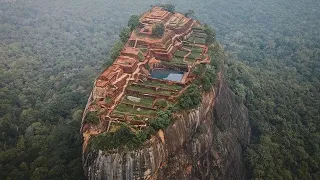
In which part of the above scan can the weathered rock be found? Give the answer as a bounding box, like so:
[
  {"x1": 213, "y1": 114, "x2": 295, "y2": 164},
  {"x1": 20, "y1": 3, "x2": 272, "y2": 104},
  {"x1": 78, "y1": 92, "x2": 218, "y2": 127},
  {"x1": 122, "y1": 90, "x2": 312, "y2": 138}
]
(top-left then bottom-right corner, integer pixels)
[{"x1": 82, "y1": 75, "x2": 251, "y2": 180}]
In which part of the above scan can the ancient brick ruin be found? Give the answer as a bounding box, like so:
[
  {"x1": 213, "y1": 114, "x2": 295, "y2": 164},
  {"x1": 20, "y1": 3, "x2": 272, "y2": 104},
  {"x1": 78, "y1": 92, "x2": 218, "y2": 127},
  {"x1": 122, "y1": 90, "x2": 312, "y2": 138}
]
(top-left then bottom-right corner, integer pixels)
[{"x1": 81, "y1": 6, "x2": 212, "y2": 148}]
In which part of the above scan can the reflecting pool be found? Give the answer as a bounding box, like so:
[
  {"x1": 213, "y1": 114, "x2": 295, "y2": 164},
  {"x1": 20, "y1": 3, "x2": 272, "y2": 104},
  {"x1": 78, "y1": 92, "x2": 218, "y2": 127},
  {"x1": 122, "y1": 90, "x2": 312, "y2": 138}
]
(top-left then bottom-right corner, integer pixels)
[{"x1": 150, "y1": 69, "x2": 184, "y2": 82}]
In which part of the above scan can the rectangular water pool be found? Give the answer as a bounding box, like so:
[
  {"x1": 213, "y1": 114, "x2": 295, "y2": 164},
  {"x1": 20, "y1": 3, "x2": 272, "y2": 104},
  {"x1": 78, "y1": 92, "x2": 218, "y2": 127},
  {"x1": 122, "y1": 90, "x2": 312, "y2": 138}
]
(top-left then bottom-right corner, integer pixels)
[{"x1": 150, "y1": 69, "x2": 184, "y2": 82}]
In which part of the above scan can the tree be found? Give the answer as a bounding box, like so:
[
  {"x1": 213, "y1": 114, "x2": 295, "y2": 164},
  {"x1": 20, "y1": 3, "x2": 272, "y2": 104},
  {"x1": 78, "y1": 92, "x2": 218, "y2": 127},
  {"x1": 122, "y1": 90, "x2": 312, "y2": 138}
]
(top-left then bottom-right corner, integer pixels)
[
  {"x1": 31, "y1": 167, "x2": 48, "y2": 180},
  {"x1": 119, "y1": 27, "x2": 131, "y2": 43},
  {"x1": 150, "y1": 110, "x2": 172, "y2": 130},
  {"x1": 84, "y1": 111, "x2": 99, "y2": 124},
  {"x1": 158, "y1": 4, "x2": 175, "y2": 13},
  {"x1": 204, "y1": 24, "x2": 216, "y2": 45},
  {"x1": 179, "y1": 84, "x2": 202, "y2": 109},
  {"x1": 110, "y1": 41, "x2": 124, "y2": 60},
  {"x1": 128, "y1": 15, "x2": 140, "y2": 30},
  {"x1": 152, "y1": 23, "x2": 165, "y2": 37},
  {"x1": 184, "y1": 10, "x2": 195, "y2": 18}
]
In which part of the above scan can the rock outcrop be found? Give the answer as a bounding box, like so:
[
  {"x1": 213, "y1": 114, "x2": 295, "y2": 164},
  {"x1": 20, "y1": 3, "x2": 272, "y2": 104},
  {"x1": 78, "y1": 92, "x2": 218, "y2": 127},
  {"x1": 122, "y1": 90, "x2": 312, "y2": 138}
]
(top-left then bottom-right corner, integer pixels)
[{"x1": 83, "y1": 74, "x2": 251, "y2": 180}]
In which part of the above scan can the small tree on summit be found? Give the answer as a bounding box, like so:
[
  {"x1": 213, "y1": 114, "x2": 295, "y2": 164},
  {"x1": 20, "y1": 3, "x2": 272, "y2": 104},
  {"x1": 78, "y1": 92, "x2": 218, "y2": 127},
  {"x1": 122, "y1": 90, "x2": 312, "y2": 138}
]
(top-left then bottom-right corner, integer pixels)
[
  {"x1": 179, "y1": 84, "x2": 202, "y2": 109},
  {"x1": 204, "y1": 24, "x2": 216, "y2": 45},
  {"x1": 119, "y1": 27, "x2": 131, "y2": 43},
  {"x1": 152, "y1": 23, "x2": 165, "y2": 37},
  {"x1": 158, "y1": 4, "x2": 175, "y2": 13},
  {"x1": 128, "y1": 15, "x2": 141, "y2": 30},
  {"x1": 184, "y1": 10, "x2": 195, "y2": 18}
]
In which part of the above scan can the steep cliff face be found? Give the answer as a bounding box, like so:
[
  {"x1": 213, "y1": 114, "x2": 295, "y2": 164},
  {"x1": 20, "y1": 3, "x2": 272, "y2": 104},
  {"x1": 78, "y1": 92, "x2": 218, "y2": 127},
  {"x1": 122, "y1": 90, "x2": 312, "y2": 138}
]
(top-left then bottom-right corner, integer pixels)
[
  {"x1": 157, "y1": 75, "x2": 251, "y2": 180},
  {"x1": 83, "y1": 74, "x2": 251, "y2": 180}
]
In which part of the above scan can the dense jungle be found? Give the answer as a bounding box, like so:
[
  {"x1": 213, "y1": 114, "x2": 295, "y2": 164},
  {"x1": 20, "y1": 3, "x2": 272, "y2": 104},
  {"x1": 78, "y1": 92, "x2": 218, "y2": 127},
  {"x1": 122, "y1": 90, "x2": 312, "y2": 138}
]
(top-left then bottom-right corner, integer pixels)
[{"x1": 0, "y1": 0, "x2": 319, "y2": 179}]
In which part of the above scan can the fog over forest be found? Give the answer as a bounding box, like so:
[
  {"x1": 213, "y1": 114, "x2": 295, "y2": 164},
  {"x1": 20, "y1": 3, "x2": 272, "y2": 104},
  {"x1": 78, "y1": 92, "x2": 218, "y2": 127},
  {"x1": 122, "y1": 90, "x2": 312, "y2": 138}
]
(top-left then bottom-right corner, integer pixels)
[{"x1": 0, "y1": 0, "x2": 319, "y2": 179}]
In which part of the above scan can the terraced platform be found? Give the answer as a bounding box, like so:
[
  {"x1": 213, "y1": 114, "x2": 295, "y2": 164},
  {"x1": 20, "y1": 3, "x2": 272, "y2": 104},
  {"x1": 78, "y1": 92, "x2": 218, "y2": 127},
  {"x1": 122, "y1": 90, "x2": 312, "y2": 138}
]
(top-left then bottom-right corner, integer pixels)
[{"x1": 81, "y1": 6, "x2": 213, "y2": 150}]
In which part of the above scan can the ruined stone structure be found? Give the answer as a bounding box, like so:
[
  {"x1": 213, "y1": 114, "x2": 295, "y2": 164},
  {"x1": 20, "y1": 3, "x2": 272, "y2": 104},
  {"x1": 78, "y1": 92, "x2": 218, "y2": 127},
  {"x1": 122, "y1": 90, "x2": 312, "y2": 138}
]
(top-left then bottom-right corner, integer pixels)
[{"x1": 81, "y1": 6, "x2": 214, "y2": 157}]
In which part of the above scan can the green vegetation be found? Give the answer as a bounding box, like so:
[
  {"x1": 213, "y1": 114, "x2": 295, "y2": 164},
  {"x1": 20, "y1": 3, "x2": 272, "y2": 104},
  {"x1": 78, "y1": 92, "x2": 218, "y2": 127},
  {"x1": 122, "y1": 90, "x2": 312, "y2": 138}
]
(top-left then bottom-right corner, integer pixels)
[
  {"x1": 89, "y1": 125, "x2": 147, "y2": 151},
  {"x1": 158, "y1": 4, "x2": 175, "y2": 13},
  {"x1": 122, "y1": 95, "x2": 155, "y2": 107},
  {"x1": 141, "y1": 80, "x2": 183, "y2": 90},
  {"x1": 191, "y1": 46, "x2": 220, "y2": 92},
  {"x1": 162, "y1": 60, "x2": 188, "y2": 70},
  {"x1": 154, "y1": 99, "x2": 168, "y2": 108},
  {"x1": 187, "y1": 51, "x2": 201, "y2": 59},
  {"x1": 114, "y1": 103, "x2": 156, "y2": 115},
  {"x1": 127, "y1": 85, "x2": 174, "y2": 96},
  {"x1": 110, "y1": 41, "x2": 124, "y2": 60},
  {"x1": 138, "y1": 51, "x2": 144, "y2": 61},
  {"x1": 161, "y1": 55, "x2": 188, "y2": 69},
  {"x1": 192, "y1": 46, "x2": 223, "y2": 91},
  {"x1": 128, "y1": 15, "x2": 141, "y2": 30},
  {"x1": 84, "y1": 111, "x2": 100, "y2": 124},
  {"x1": 174, "y1": 50, "x2": 189, "y2": 58},
  {"x1": 184, "y1": 9, "x2": 195, "y2": 18},
  {"x1": 179, "y1": 84, "x2": 202, "y2": 109},
  {"x1": 139, "y1": 48, "x2": 148, "y2": 53},
  {"x1": 191, "y1": 46, "x2": 203, "y2": 53},
  {"x1": 204, "y1": 24, "x2": 215, "y2": 45},
  {"x1": 200, "y1": 65, "x2": 216, "y2": 91},
  {"x1": 150, "y1": 109, "x2": 174, "y2": 130},
  {"x1": 105, "y1": 97, "x2": 113, "y2": 104},
  {"x1": 187, "y1": 34, "x2": 207, "y2": 45},
  {"x1": 119, "y1": 27, "x2": 131, "y2": 43},
  {"x1": 152, "y1": 23, "x2": 165, "y2": 37},
  {"x1": 1, "y1": 1, "x2": 319, "y2": 179},
  {"x1": 182, "y1": 44, "x2": 192, "y2": 49},
  {"x1": 192, "y1": 64, "x2": 206, "y2": 76},
  {"x1": 90, "y1": 108, "x2": 175, "y2": 152},
  {"x1": 194, "y1": 37, "x2": 206, "y2": 44}
]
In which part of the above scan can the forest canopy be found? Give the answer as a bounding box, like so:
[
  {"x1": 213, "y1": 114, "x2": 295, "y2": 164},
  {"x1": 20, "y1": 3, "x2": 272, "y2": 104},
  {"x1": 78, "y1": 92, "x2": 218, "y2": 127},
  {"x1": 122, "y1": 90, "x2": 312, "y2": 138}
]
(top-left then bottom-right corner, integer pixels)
[{"x1": 0, "y1": 0, "x2": 319, "y2": 180}]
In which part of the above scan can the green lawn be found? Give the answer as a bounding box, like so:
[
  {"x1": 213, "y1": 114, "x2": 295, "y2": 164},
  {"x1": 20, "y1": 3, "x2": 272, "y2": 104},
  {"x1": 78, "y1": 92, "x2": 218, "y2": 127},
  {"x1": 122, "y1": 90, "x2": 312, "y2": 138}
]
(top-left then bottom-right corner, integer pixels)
[
  {"x1": 171, "y1": 56, "x2": 185, "y2": 63},
  {"x1": 139, "y1": 48, "x2": 148, "y2": 53},
  {"x1": 174, "y1": 50, "x2": 189, "y2": 58},
  {"x1": 182, "y1": 44, "x2": 192, "y2": 49},
  {"x1": 114, "y1": 103, "x2": 156, "y2": 115},
  {"x1": 194, "y1": 32, "x2": 207, "y2": 38},
  {"x1": 185, "y1": 57, "x2": 197, "y2": 63},
  {"x1": 188, "y1": 51, "x2": 201, "y2": 59},
  {"x1": 192, "y1": 26, "x2": 205, "y2": 31},
  {"x1": 194, "y1": 37, "x2": 206, "y2": 44},
  {"x1": 186, "y1": 36, "x2": 195, "y2": 43},
  {"x1": 121, "y1": 95, "x2": 155, "y2": 107},
  {"x1": 127, "y1": 85, "x2": 174, "y2": 96},
  {"x1": 141, "y1": 80, "x2": 183, "y2": 90},
  {"x1": 191, "y1": 46, "x2": 204, "y2": 52}
]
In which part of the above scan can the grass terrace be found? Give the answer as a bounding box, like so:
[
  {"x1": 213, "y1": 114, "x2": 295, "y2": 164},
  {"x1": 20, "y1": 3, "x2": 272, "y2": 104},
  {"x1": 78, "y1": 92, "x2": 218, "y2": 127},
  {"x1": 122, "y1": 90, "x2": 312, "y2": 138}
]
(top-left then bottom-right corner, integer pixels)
[
  {"x1": 110, "y1": 112, "x2": 125, "y2": 119},
  {"x1": 139, "y1": 48, "x2": 148, "y2": 53},
  {"x1": 127, "y1": 84, "x2": 175, "y2": 96},
  {"x1": 171, "y1": 56, "x2": 186, "y2": 64},
  {"x1": 114, "y1": 103, "x2": 156, "y2": 116},
  {"x1": 186, "y1": 34, "x2": 206, "y2": 45},
  {"x1": 185, "y1": 57, "x2": 197, "y2": 63},
  {"x1": 191, "y1": 46, "x2": 204, "y2": 52},
  {"x1": 194, "y1": 32, "x2": 207, "y2": 38},
  {"x1": 127, "y1": 115, "x2": 148, "y2": 121},
  {"x1": 192, "y1": 26, "x2": 206, "y2": 31},
  {"x1": 121, "y1": 94, "x2": 155, "y2": 107},
  {"x1": 182, "y1": 43, "x2": 192, "y2": 50},
  {"x1": 140, "y1": 80, "x2": 183, "y2": 90},
  {"x1": 194, "y1": 37, "x2": 206, "y2": 44},
  {"x1": 174, "y1": 50, "x2": 189, "y2": 58},
  {"x1": 108, "y1": 123, "x2": 122, "y2": 132},
  {"x1": 187, "y1": 51, "x2": 201, "y2": 59}
]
